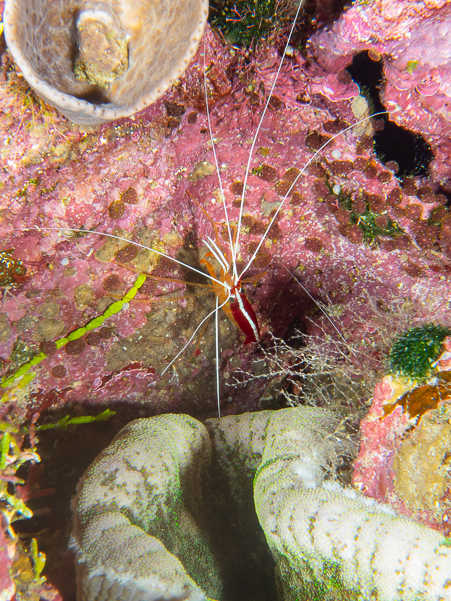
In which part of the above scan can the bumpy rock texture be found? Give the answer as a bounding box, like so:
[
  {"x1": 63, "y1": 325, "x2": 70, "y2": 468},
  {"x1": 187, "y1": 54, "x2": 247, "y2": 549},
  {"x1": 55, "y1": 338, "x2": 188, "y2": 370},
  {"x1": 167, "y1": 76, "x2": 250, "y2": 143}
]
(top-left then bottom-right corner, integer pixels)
[
  {"x1": 72, "y1": 409, "x2": 451, "y2": 601},
  {"x1": 1, "y1": 5, "x2": 451, "y2": 417},
  {"x1": 4, "y1": 0, "x2": 209, "y2": 124}
]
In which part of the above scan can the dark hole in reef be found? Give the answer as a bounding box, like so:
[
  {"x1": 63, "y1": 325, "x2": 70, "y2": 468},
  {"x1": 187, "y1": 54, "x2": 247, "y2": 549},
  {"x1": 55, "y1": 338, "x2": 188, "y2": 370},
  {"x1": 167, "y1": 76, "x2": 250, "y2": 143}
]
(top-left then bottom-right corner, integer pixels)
[{"x1": 346, "y1": 51, "x2": 434, "y2": 178}]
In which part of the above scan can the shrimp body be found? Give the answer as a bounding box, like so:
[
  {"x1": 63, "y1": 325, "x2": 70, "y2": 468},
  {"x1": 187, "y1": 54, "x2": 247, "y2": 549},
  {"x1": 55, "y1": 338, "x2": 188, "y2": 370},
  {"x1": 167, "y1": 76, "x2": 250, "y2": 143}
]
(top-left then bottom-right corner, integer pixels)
[{"x1": 200, "y1": 250, "x2": 260, "y2": 345}]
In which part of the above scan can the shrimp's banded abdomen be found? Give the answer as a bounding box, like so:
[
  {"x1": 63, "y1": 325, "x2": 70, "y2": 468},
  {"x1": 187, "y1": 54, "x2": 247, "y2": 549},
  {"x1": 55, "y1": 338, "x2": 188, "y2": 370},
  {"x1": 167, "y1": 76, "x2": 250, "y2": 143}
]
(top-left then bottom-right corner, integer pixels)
[{"x1": 229, "y1": 289, "x2": 260, "y2": 345}]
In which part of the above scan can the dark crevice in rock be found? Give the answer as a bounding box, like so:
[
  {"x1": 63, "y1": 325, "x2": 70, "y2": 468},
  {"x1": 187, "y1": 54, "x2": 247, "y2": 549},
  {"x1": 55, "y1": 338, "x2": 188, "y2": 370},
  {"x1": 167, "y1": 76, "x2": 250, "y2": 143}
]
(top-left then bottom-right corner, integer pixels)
[{"x1": 346, "y1": 51, "x2": 434, "y2": 178}]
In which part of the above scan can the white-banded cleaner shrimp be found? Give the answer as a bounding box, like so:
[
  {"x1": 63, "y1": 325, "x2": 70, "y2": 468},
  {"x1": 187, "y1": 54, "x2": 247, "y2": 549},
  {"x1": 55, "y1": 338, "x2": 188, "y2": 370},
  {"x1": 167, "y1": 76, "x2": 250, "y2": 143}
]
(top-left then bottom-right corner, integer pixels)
[{"x1": 1, "y1": 5, "x2": 450, "y2": 419}]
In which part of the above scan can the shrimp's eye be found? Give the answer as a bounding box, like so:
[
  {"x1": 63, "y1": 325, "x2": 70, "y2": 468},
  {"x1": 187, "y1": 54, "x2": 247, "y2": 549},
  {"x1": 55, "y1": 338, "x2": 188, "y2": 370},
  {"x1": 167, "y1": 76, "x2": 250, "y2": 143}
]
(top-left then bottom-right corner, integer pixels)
[{"x1": 240, "y1": 287, "x2": 245, "y2": 294}]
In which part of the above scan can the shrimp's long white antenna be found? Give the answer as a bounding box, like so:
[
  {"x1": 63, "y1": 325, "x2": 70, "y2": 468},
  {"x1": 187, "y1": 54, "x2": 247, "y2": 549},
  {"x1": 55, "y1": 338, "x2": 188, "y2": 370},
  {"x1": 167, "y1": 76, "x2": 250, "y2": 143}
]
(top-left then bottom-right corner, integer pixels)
[
  {"x1": 239, "y1": 110, "x2": 388, "y2": 279},
  {"x1": 18, "y1": 227, "x2": 230, "y2": 291},
  {"x1": 202, "y1": 38, "x2": 235, "y2": 279},
  {"x1": 161, "y1": 291, "x2": 231, "y2": 377},
  {"x1": 204, "y1": 236, "x2": 230, "y2": 272},
  {"x1": 234, "y1": 0, "x2": 307, "y2": 275}
]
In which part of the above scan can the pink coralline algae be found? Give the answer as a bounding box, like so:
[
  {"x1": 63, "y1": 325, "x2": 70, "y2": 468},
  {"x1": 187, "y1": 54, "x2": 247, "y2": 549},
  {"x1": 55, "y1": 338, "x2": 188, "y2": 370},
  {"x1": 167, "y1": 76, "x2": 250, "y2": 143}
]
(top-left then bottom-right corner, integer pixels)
[
  {"x1": 0, "y1": 524, "x2": 14, "y2": 601},
  {"x1": 1, "y1": 17, "x2": 451, "y2": 419},
  {"x1": 310, "y1": 0, "x2": 451, "y2": 186}
]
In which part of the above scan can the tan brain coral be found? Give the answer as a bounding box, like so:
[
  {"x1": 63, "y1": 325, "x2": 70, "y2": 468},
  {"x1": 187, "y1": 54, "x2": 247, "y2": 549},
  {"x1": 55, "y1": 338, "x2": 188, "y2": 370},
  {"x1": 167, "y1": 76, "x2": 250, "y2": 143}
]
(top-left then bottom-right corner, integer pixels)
[
  {"x1": 72, "y1": 409, "x2": 451, "y2": 601},
  {"x1": 4, "y1": 0, "x2": 209, "y2": 126}
]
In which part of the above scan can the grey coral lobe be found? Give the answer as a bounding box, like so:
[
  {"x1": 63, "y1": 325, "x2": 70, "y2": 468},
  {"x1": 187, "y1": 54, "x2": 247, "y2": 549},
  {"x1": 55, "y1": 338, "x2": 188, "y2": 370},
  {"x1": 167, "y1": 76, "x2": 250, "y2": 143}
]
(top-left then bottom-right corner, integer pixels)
[
  {"x1": 4, "y1": 0, "x2": 209, "y2": 125},
  {"x1": 72, "y1": 409, "x2": 451, "y2": 601}
]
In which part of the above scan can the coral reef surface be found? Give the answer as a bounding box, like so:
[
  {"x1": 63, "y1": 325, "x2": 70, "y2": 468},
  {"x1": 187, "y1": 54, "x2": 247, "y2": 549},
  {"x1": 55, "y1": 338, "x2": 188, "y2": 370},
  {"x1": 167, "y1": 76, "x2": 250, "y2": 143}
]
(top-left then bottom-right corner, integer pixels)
[
  {"x1": 1, "y1": 1, "x2": 451, "y2": 599},
  {"x1": 1, "y1": 14, "x2": 451, "y2": 417}
]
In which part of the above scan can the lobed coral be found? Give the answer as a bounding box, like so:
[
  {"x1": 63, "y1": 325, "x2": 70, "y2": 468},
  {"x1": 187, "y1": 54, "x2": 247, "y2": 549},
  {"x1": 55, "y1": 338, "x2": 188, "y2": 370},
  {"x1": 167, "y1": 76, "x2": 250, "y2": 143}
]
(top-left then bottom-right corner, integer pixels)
[{"x1": 72, "y1": 409, "x2": 451, "y2": 601}]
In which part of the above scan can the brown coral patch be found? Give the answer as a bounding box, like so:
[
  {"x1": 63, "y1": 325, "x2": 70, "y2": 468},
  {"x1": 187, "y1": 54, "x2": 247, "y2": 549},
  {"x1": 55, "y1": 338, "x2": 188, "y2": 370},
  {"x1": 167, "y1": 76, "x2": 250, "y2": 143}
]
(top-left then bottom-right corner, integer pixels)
[
  {"x1": 415, "y1": 226, "x2": 440, "y2": 249},
  {"x1": 275, "y1": 180, "x2": 292, "y2": 196},
  {"x1": 115, "y1": 244, "x2": 139, "y2": 263},
  {"x1": 386, "y1": 188, "x2": 402, "y2": 206},
  {"x1": 52, "y1": 365, "x2": 67, "y2": 378},
  {"x1": 86, "y1": 331, "x2": 102, "y2": 346},
  {"x1": 364, "y1": 165, "x2": 377, "y2": 179},
  {"x1": 335, "y1": 208, "x2": 351, "y2": 225},
  {"x1": 40, "y1": 341, "x2": 57, "y2": 356},
  {"x1": 329, "y1": 160, "x2": 353, "y2": 176},
  {"x1": 120, "y1": 187, "x2": 138, "y2": 205},
  {"x1": 308, "y1": 162, "x2": 326, "y2": 177},
  {"x1": 440, "y1": 217, "x2": 451, "y2": 239},
  {"x1": 393, "y1": 235, "x2": 411, "y2": 250},
  {"x1": 368, "y1": 194, "x2": 385, "y2": 213},
  {"x1": 230, "y1": 181, "x2": 244, "y2": 195},
  {"x1": 108, "y1": 200, "x2": 126, "y2": 219},
  {"x1": 431, "y1": 207, "x2": 448, "y2": 222},
  {"x1": 385, "y1": 160, "x2": 399, "y2": 174},
  {"x1": 402, "y1": 178, "x2": 417, "y2": 196},
  {"x1": 313, "y1": 179, "x2": 329, "y2": 197},
  {"x1": 305, "y1": 132, "x2": 333, "y2": 151},
  {"x1": 257, "y1": 164, "x2": 278, "y2": 182},
  {"x1": 417, "y1": 185, "x2": 432, "y2": 199},
  {"x1": 352, "y1": 196, "x2": 366, "y2": 214},
  {"x1": 102, "y1": 274, "x2": 122, "y2": 291},
  {"x1": 374, "y1": 215, "x2": 388, "y2": 228},
  {"x1": 66, "y1": 338, "x2": 85, "y2": 355},
  {"x1": 304, "y1": 237, "x2": 323, "y2": 252},
  {"x1": 290, "y1": 192, "x2": 303, "y2": 206},
  {"x1": 391, "y1": 205, "x2": 405, "y2": 218},
  {"x1": 356, "y1": 135, "x2": 373, "y2": 155},
  {"x1": 345, "y1": 224, "x2": 364, "y2": 244},
  {"x1": 403, "y1": 261, "x2": 423, "y2": 277},
  {"x1": 378, "y1": 171, "x2": 392, "y2": 183},
  {"x1": 404, "y1": 204, "x2": 423, "y2": 221},
  {"x1": 323, "y1": 118, "x2": 349, "y2": 134},
  {"x1": 353, "y1": 157, "x2": 367, "y2": 171},
  {"x1": 283, "y1": 167, "x2": 300, "y2": 183},
  {"x1": 253, "y1": 251, "x2": 271, "y2": 269}
]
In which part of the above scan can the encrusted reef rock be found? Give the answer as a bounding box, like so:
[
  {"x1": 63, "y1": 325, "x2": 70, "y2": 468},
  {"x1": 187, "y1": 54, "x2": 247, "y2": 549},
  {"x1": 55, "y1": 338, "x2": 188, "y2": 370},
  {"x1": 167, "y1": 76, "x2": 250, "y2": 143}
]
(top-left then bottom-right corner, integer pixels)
[
  {"x1": 71, "y1": 408, "x2": 451, "y2": 601},
  {"x1": 3, "y1": 0, "x2": 209, "y2": 125}
]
